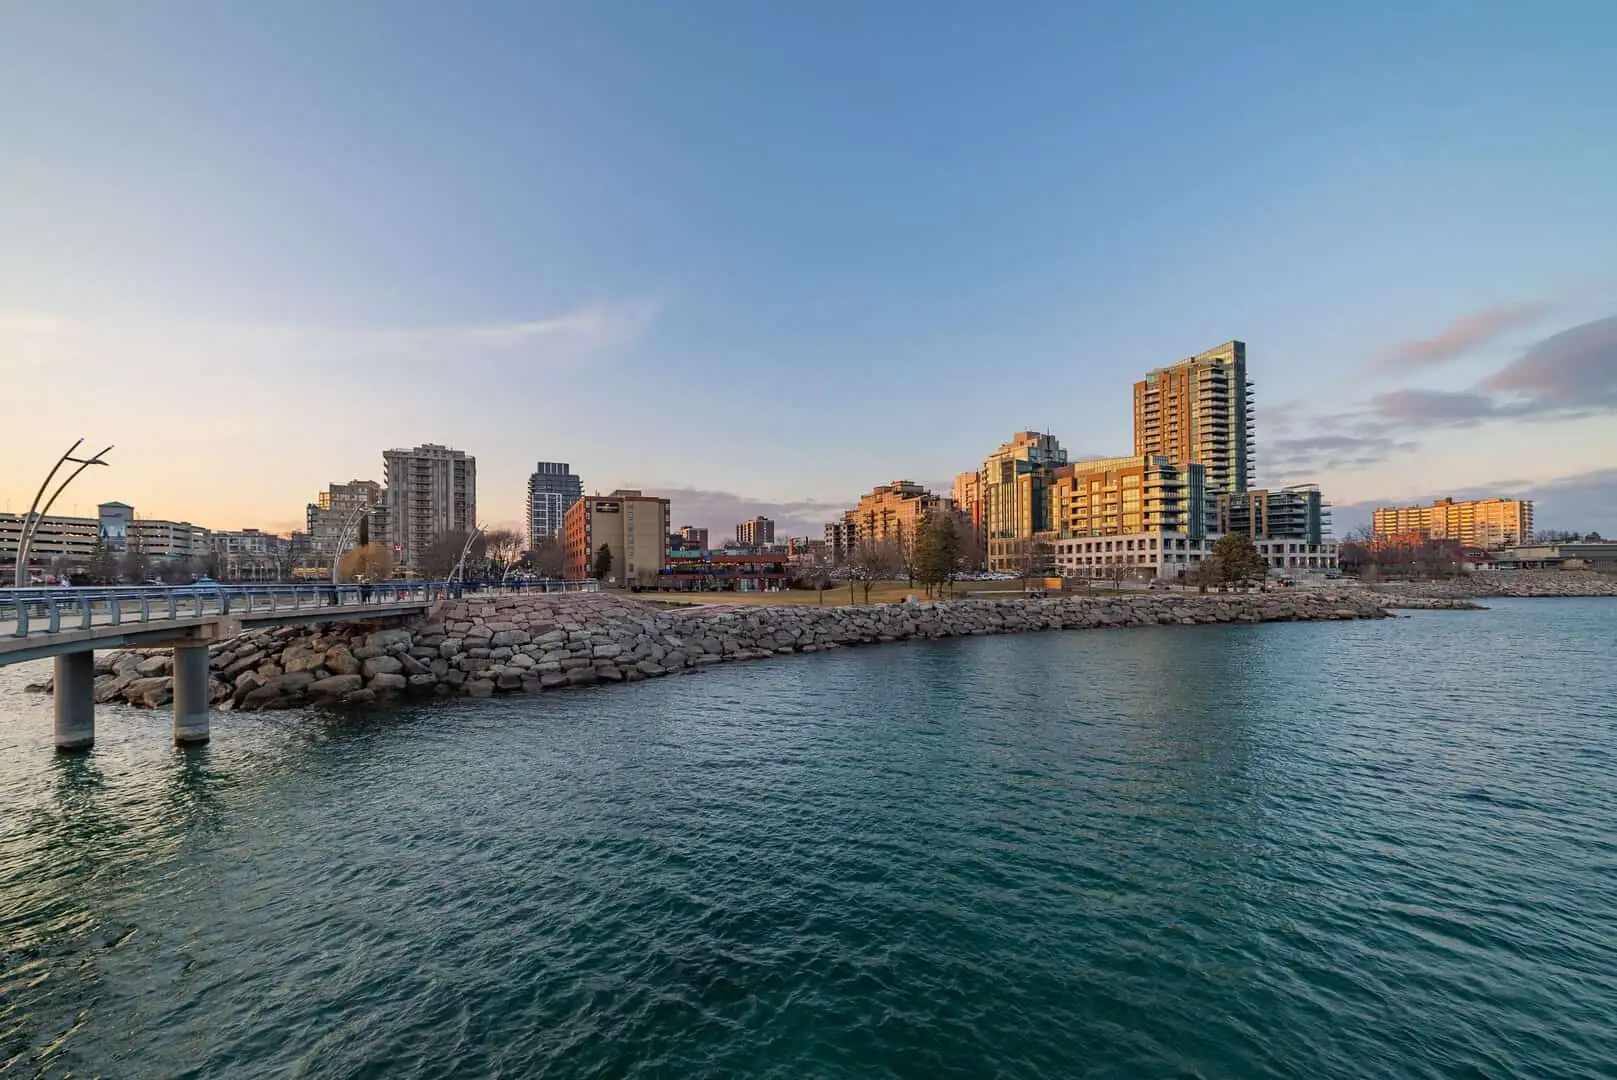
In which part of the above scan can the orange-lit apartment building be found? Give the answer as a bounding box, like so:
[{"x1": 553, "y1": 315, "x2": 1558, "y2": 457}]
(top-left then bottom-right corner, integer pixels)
[
  {"x1": 827, "y1": 480, "x2": 953, "y2": 561},
  {"x1": 1046, "y1": 455, "x2": 1218, "y2": 579},
  {"x1": 1133, "y1": 341, "x2": 1253, "y2": 499},
  {"x1": 562, "y1": 489, "x2": 670, "y2": 586},
  {"x1": 1371, "y1": 497, "x2": 1534, "y2": 550}
]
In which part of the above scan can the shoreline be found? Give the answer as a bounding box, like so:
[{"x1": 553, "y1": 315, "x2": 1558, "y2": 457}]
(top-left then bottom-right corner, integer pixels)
[{"x1": 31, "y1": 589, "x2": 1486, "y2": 712}]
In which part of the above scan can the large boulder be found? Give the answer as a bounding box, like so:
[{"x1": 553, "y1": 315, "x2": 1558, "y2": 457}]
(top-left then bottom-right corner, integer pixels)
[
  {"x1": 366, "y1": 628, "x2": 414, "y2": 652},
  {"x1": 490, "y1": 629, "x2": 531, "y2": 647},
  {"x1": 362, "y1": 655, "x2": 404, "y2": 678},
  {"x1": 309, "y1": 674, "x2": 364, "y2": 697},
  {"x1": 324, "y1": 646, "x2": 361, "y2": 676},
  {"x1": 368, "y1": 672, "x2": 408, "y2": 693}
]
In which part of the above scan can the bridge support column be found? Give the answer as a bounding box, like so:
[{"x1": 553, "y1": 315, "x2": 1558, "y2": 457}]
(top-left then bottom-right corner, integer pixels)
[
  {"x1": 172, "y1": 643, "x2": 211, "y2": 745},
  {"x1": 54, "y1": 651, "x2": 95, "y2": 751}
]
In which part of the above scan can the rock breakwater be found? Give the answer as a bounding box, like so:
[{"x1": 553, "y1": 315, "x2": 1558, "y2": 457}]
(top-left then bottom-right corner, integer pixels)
[
  {"x1": 1372, "y1": 570, "x2": 1617, "y2": 600},
  {"x1": 42, "y1": 590, "x2": 1403, "y2": 711}
]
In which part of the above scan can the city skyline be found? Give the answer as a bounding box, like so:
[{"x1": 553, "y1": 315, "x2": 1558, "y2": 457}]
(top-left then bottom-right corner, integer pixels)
[{"x1": 3, "y1": 4, "x2": 1615, "y2": 536}]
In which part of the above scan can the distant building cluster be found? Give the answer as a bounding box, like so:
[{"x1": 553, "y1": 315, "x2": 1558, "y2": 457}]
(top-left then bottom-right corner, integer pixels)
[{"x1": 8, "y1": 339, "x2": 1575, "y2": 589}]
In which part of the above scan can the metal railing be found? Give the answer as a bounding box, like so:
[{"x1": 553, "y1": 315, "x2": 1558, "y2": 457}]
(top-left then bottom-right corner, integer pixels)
[{"x1": 1, "y1": 579, "x2": 600, "y2": 639}]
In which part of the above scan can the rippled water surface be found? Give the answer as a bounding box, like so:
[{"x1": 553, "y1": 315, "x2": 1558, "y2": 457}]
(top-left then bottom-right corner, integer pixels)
[{"x1": 3, "y1": 599, "x2": 1616, "y2": 1078}]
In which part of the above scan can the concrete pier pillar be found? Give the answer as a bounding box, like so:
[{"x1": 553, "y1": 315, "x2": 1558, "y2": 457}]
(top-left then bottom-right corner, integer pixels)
[
  {"x1": 54, "y1": 651, "x2": 96, "y2": 752},
  {"x1": 172, "y1": 643, "x2": 211, "y2": 745}
]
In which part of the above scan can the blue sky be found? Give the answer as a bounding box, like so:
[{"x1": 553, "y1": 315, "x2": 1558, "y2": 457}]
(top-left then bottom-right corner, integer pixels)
[{"x1": 3, "y1": 2, "x2": 1614, "y2": 536}]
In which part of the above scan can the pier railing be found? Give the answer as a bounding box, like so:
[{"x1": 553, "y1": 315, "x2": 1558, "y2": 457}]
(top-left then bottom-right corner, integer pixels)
[{"x1": 1, "y1": 579, "x2": 600, "y2": 638}]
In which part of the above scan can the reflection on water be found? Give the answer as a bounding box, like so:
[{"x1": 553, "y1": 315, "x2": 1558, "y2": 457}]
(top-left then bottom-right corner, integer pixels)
[{"x1": 2, "y1": 602, "x2": 1616, "y2": 1078}]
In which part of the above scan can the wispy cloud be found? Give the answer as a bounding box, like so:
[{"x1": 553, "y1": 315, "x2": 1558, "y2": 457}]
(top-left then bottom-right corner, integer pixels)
[
  {"x1": 1266, "y1": 312, "x2": 1617, "y2": 481},
  {"x1": 1373, "y1": 301, "x2": 1549, "y2": 372}
]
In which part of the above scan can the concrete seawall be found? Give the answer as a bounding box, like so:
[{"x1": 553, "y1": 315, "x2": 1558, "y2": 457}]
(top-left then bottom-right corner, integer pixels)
[{"x1": 24, "y1": 589, "x2": 1461, "y2": 712}]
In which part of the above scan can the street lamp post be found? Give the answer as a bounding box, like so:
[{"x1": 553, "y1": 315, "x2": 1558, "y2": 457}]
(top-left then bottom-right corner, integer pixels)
[
  {"x1": 449, "y1": 525, "x2": 485, "y2": 588},
  {"x1": 330, "y1": 505, "x2": 371, "y2": 585},
  {"x1": 15, "y1": 439, "x2": 113, "y2": 588}
]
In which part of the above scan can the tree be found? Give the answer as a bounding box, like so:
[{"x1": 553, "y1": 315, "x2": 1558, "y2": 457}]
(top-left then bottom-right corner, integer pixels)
[
  {"x1": 955, "y1": 520, "x2": 986, "y2": 573},
  {"x1": 1191, "y1": 558, "x2": 1219, "y2": 593},
  {"x1": 119, "y1": 549, "x2": 151, "y2": 584},
  {"x1": 1212, "y1": 533, "x2": 1268, "y2": 589},
  {"x1": 531, "y1": 538, "x2": 566, "y2": 579},
  {"x1": 914, "y1": 513, "x2": 963, "y2": 598},
  {"x1": 419, "y1": 529, "x2": 474, "y2": 580},
  {"x1": 849, "y1": 538, "x2": 901, "y2": 603},
  {"x1": 591, "y1": 543, "x2": 614, "y2": 581},
  {"x1": 482, "y1": 527, "x2": 524, "y2": 581},
  {"x1": 339, "y1": 542, "x2": 395, "y2": 582},
  {"x1": 86, "y1": 540, "x2": 120, "y2": 585},
  {"x1": 1107, "y1": 557, "x2": 1129, "y2": 592}
]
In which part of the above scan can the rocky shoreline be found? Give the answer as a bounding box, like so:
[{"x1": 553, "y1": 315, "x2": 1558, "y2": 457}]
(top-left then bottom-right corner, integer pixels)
[
  {"x1": 1371, "y1": 570, "x2": 1617, "y2": 600},
  {"x1": 23, "y1": 590, "x2": 1446, "y2": 712}
]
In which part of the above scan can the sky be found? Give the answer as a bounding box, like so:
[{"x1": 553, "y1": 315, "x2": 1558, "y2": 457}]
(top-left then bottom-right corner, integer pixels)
[{"x1": 3, "y1": 2, "x2": 1615, "y2": 539}]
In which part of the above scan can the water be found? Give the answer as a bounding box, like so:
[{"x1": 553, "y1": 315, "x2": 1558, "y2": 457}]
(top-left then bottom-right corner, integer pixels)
[{"x1": 3, "y1": 600, "x2": 1615, "y2": 1079}]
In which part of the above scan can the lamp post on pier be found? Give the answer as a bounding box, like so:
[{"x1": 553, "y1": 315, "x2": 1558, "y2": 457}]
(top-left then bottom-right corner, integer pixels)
[{"x1": 15, "y1": 439, "x2": 113, "y2": 588}]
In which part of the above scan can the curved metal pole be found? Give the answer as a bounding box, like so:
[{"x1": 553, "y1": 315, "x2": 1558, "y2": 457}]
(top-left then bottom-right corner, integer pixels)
[
  {"x1": 330, "y1": 505, "x2": 370, "y2": 584},
  {"x1": 16, "y1": 442, "x2": 111, "y2": 587},
  {"x1": 15, "y1": 439, "x2": 83, "y2": 587},
  {"x1": 450, "y1": 525, "x2": 484, "y2": 587}
]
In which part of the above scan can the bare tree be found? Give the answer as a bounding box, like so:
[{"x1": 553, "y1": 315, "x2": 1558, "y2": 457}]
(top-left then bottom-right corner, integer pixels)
[
  {"x1": 1107, "y1": 558, "x2": 1128, "y2": 592},
  {"x1": 849, "y1": 538, "x2": 901, "y2": 603},
  {"x1": 419, "y1": 529, "x2": 473, "y2": 580},
  {"x1": 482, "y1": 527, "x2": 524, "y2": 580},
  {"x1": 530, "y1": 538, "x2": 566, "y2": 579}
]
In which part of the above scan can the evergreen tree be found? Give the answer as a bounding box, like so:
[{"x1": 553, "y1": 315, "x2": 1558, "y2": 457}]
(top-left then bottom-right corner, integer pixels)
[
  {"x1": 591, "y1": 543, "x2": 614, "y2": 581},
  {"x1": 1212, "y1": 533, "x2": 1268, "y2": 588}
]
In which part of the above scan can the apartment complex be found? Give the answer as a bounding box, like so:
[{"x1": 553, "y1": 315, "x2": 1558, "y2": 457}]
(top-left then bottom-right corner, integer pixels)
[
  {"x1": 736, "y1": 516, "x2": 776, "y2": 548},
  {"x1": 978, "y1": 432, "x2": 1068, "y2": 572},
  {"x1": 1048, "y1": 455, "x2": 1218, "y2": 579},
  {"x1": 676, "y1": 525, "x2": 709, "y2": 550},
  {"x1": 562, "y1": 490, "x2": 670, "y2": 586},
  {"x1": 306, "y1": 480, "x2": 383, "y2": 556},
  {"x1": 526, "y1": 461, "x2": 583, "y2": 550},
  {"x1": 1133, "y1": 341, "x2": 1253, "y2": 499},
  {"x1": 1372, "y1": 497, "x2": 1533, "y2": 550},
  {"x1": 951, "y1": 471, "x2": 982, "y2": 533},
  {"x1": 383, "y1": 444, "x2": 477, "y2": 571},
  {"x1": 1219, "y1": 485, "x2": 1330, "y2": 545},
  {"x1": 832, "y1": 481, "x2": 953, "y2": 557}
]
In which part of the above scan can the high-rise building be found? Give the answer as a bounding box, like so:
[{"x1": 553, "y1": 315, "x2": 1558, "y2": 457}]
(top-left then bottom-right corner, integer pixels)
[
  {"x1": 563, "y1": 490, "x2": 670, "y2": 586},
  {"x1": 834, "y1": 481, "x2": 953, "y2": 555},
  {"x1": 951, "y1": 471, "x2": 982, "y2": 533},
  {"x1": 383, "y1": 444, "x2": 477, "y2": 571},
  {"x1": 526, "y1": 462, "x2": 583, "y2": 550},
  {"x1": 978, "y1": 432, "x2": 1068, "y2": 572},
  {"x1": 678, "y1": 525, "x2": 709, "y2": 550},
  {"x1": 736, "y1": 516, "x2": 775, "y2": 548},
  {"x1": 1372, "y1": 497, "x2": 1533, "y2": 550},
  {"x1": 1133, "y1": 341, "x2": 1254, "y2": 499},
  {"x1": 306, "y1": 480, "x2": 384, "y2": 556},
  {"x1": 1048, "y1": 455, "x2": 1217, "y2": 580}
]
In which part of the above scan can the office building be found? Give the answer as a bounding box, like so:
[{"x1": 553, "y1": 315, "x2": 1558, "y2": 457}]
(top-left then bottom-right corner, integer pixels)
[
  {"x1": 1133, "y1": 341, "x2": 1254, "y2": 499},
  {"x1": 0, "y1": 512, "x2": 100, "y2": 565},
  {"x1": 306, "y1": 480, "x2": 384, "y2": 556},
  {"x1": 834, "y1": 481, "x2": 953, "y2": 556},
  {"x1": 677, "y1": 525, "x2": 709, "y2": 550},
  {"x1": 736, "y1": 516, "x2": 775, "y2": 548},
  {"x1": 526, "y1": 462, "x2": 583, "y2": 550},
  {"x1": 563, "y1": 490, "x2": 670, "y2": 586},
  {"x1": 1371, "y1": 497, "x2": 1534, "y2": 550},
  {"x1": 383, "y1": 444, "x2": 477, "y2": 571},
  {"x1": 1048, "y1": 455, "x2": 1218, "y2": 579},
  {"x1": 978, "y1": 432, "x2": 1068, "y2": 572},
  {"x1": 211, "y1": 529, "x2": 290, "y2": 581},
  {"x1": 1496, "y1": 540, "x2": 1617, "y2": 572}
]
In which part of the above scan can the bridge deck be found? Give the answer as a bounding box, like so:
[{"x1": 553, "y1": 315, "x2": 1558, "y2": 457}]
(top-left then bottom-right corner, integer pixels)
[{"x1": 0, "y1": 600, "x2": 431, "y2": 667}]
